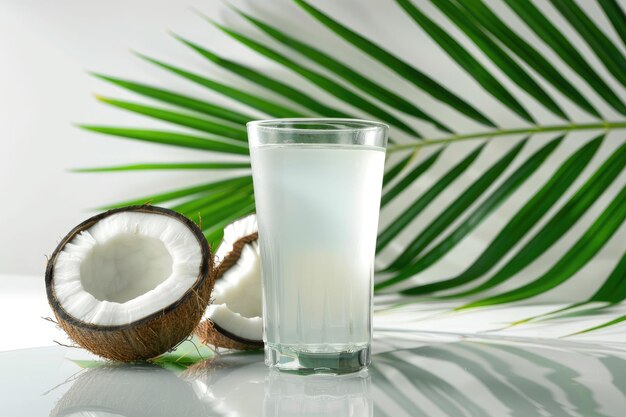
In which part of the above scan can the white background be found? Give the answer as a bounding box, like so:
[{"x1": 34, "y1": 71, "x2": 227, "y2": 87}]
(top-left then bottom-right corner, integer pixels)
[
  {"x1": 2, "y1": 0, "x2": 623, "y2": 276},
  {"x1": 0, "y1": 0, "x2": 625, "y2": 351}
]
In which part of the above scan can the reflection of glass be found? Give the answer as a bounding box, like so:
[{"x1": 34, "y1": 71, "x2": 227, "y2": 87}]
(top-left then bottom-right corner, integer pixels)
[
  {"x1": 248, "y1": 119, "x2": 388, "y2": 374},
  {"x1": 187, "y1": 357, "x2": 266, "y2": 417},
  {"x1": 264, "y1": 370, "x2": 372, "y2": 417}
]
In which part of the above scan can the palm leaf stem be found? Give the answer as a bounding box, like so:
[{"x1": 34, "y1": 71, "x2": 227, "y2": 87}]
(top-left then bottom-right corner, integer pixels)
[
  {"x1": 73, "y1": 162, "x2": 250, "y2": 172},
  {"x1": 387, "y1": 121, "x2": 626, "y2": 152}
]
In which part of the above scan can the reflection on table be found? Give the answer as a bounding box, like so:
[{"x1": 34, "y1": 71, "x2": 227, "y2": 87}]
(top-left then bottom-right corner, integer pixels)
[{"x1": 3, "y1": 334, "x2": 626, "y2": 417}]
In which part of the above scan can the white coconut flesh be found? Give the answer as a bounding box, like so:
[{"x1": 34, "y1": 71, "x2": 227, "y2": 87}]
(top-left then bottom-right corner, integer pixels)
[
  {"x1": 206, "y1": 214, "x2": 263, "y2": 341},
  {"x1": 52, "y1": 211, "x2": 203, "y2": 326}
]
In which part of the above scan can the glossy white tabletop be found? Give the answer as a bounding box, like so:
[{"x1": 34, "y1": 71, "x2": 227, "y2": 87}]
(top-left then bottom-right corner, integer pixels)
[
  {"x1": 2, "y1": 332, "x2": 625, "y2": 417},
  {"x1": 2, "y1": 274, "x2": 626, "y2": 416}
]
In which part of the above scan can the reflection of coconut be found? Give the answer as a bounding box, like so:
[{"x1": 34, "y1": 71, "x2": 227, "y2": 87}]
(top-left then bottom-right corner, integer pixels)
[
  {"x1": 183, "y1": 351, "x2": 263, "y2": 380},
  {"x1": 264, "y1": 371, "x2": 372, "y2": 417},
  {"x1": 46, "y1": 206, "x2": 213, "y2": 361},
  {"x1": 51, "y1": 364, "x2": 209, "y2": 417},
  {"x1": 195, "y1": 215, "x2": 263, "y2": 350}
]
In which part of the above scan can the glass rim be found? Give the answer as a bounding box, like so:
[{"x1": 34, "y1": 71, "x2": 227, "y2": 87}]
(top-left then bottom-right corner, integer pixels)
[{"x1": 247, "y1": 118, "x2": 389, "y2": 134}]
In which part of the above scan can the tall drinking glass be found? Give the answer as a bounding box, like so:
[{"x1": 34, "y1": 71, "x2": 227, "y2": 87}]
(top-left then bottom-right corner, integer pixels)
[{"x1": 248, "y1": 119, "x2": 388, "y2": 374}]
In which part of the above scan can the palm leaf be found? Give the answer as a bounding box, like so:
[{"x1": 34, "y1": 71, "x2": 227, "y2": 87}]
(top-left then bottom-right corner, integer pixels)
[
  {"x1": 377, "y1": 143, "x2": 486, "y2": 253},
  {"x1": 590, "y1": 251, "x2": 626, "y2": 303},
  {"x1": 172, "y1": 35, "x2": 351, "y2": 118},
  {"x1": 438, "y1": 140, "x2": 626, "y2": 298},
  {"x1": 397, "y1": 0, "x2": 539, "y2": 123},
  {"x1": 171, "y1": 184, "x2": 253, "y2": 215},
  {"x1": 96, "y1": 96, "x2": 248, "y2": 141},
  {"x1": 503, "y1": 0, "x2": 626, "y2": 115},
  {"x1": 99, "y1": 176, "x2": 251, "y2": 210},
  {"x1": 293, "y1": 0, "x2": 496, "y2": 127},
  {"x1": 570, "y1": 314, "x2": 626, "y2": 336},
  {"x1": 233, "y1": 8, "x2": 452, "y2": 133},
  {"x1": 79, "y1": 126, "x2": 249, "y2": 154},
  {"x1": 380, "y1": 137, "x2": 530, "y2": 270},
  {"x1": 382, "y1": 152, "x2": 419, "y2": 186},
  {"x1": 400, "y1": 134, "x2": 607, "y2": 295},
  {"x1": 550, "y1": 0, "x2": 626, "y2": 89},
  {"x1": 599, "y1": 0, "x2": 626, "y2": 48},
  {"x1": 80, "y1": 0, "x2": 626, "y2": 335},
  {"x1": 456, "y1": 0, "x2": 601, "y2": 118},
  {"x1": 210, "y1": 21, "x2": 421, "y2": 137},
  {"x1": 381, "y1": 148, "x2": 443, "y2": 206},
  {"x1": 91, "y1": 73, "x2": 255, "y2": 124},
  {"x1": 379, "y1": 135, "x2": 562, "y2": 290},
  {"x1": 137, "y1": 54, "x2": 307, "y2": 118},
  {"x1": 460, "y1": 182, "x2": 626, "y2": 308},
  {"x1": 73, "y1": 162, "x2": 250, "y2": 173},
  {"x1": 203, "y1": 202, "x2": 257, "y2": 248}
]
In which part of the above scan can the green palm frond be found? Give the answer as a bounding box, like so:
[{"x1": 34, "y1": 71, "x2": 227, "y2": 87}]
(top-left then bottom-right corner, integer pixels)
[
  {"x1": 172, "y1": 34, "x2": 351, "y2": 118},
  {"x1": 96, "y1": 96, "x2": 248, "y2": 141},
  {"x1": 460, "y1": 183, "x2": 626, "y2": 309},
  {"x1": 73, "y1": 162, "x2": 250, "y2": 173},
  {"x1": 230, "y1": 7, "x2": 452, "y2": 133},
  {"x1": 98, "y1": 176, "x2": 252, "y2": 210},
  {"x1": 138, "y1": 53, "x2": 308, "y2": 118},
  {"x1": 503, "y1": 0, "x2": 626, "y2": 115},
  {"x1": 398, "y1": 0, "x2": 541, "y2": 123},
  {"x1": 210, "y1": 20, "x2": 421, "y2": 136},
  {"x1": 91, "y1": 73, "x2": 256, "y2": 123},
  {"x1": 79, "y1": 0, "x2": 626, "y2": 334},
  {"x1": 292, "y1": 0, "x2": 496, "y2": 127},
  {"x1": 436, "y1": 140, "x2": 626, "y2": 300}
]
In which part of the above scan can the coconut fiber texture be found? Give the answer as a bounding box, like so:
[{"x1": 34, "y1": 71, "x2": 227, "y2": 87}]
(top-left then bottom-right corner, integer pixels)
[
  {"x1": 195, "y1": 318, "x2": 262, "y2": 350},
  {"x1": 195, "y1": 231, "x2": 263, "y2": 350},
  {"x1": 45, "y1": 205, "x2": 214, "y2": 362}
]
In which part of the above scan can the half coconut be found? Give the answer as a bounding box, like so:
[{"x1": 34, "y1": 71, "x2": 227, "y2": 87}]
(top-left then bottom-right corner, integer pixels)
[
  {"x1": 45, "y1": 205, "x2": 213, "y2": 361},
  {"x1": 195, "y1": 214, "x2": 263, "y2": 350}
]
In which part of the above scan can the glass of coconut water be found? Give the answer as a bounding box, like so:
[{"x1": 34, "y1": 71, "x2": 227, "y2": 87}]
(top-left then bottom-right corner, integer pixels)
[{"x1": 248, "y1": 119, "x2": 388, "y2": 374}]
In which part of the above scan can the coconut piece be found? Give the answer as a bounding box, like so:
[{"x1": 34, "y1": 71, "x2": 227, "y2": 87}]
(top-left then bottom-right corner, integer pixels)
[
  {"x1": 195, "y1": 214, "x2": 263, "y2": 350},
  {"x1": 45, "y1": 205, "x2": 213, "y2": 361}
]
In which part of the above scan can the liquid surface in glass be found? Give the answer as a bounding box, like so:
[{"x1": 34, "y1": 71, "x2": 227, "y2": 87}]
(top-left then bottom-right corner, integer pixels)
[{"x1": 251, "y1": 144, "x2": 384, "y2": 355}]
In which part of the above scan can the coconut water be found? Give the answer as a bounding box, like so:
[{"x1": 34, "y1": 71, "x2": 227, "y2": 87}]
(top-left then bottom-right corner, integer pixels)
[{"x1": 250, "y1": 144, "x2": 385, "y2": 354}]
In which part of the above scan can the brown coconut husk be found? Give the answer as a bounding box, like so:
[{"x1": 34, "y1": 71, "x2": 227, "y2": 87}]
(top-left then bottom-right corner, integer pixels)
[
  {"x1": 182, "y1": 348, "x2": 263, "y2": 383},
  {"x1": 45, "y1": 205, "x2": 215, "y2": 362},
  {"x1": 215, "y1": 231, "x2": 258, "y2": 277},
  {"x1": 195, "y1": 318, "x2": 262, "y2": 350},
  {"x1": 194, "y1": 230, "x2": 263, "y2": 350}
]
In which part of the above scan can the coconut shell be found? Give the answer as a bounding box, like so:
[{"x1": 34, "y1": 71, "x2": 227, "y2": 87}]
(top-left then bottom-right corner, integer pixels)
[
  {"x1": 194, "y1": 228, "x2": 263, "y2": 350},
  {"x1": 195, "y1": 318, "x2": 262, "y2": 350},
  {"x1": 45, "y1": 205, "x2": 214, "y2": 362},
  {"x1": 215, "y1": 231, "x2": 258, "y2": 277}
]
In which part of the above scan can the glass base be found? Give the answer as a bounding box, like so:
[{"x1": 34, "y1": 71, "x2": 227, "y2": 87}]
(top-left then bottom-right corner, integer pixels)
[{"x1": 265, "y1": 344, "x2": 371, "y2": 375}]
